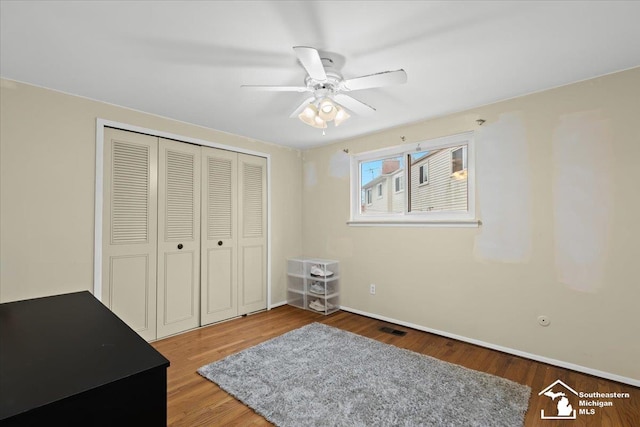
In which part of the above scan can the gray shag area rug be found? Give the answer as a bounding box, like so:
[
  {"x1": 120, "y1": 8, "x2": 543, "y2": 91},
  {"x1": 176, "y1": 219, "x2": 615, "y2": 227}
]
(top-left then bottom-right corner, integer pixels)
[{"x1": 198, "y1": 323, "x2": 530, "y2": 426}]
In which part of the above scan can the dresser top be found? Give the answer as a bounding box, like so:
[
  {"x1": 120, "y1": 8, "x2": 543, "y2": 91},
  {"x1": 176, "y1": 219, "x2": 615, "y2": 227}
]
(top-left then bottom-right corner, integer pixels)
[{"x1": 0, "y1": 291, "x2": 170, "y2": 420}]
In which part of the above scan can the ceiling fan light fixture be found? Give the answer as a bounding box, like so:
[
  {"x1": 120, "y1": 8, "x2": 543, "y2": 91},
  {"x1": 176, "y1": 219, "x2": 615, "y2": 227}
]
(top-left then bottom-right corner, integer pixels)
[
  {"x1": 318, "y1": 98, "x2": 337, "y2": 121},
  {"x1": 302, "y1": 103, "x2": 317, "y2": 118},
  {"x1": 298, "y1": 103, "x2": 319, "y2": 126},
  {"x1": 298, "y1": 99, "x2": 349, "y2": 129},
  {"x1": 313, "y1": 115, "x2": 327, "y2": 129},
  {"x1": 334, "y1": 105, "x2": 350, "y2": 127}
]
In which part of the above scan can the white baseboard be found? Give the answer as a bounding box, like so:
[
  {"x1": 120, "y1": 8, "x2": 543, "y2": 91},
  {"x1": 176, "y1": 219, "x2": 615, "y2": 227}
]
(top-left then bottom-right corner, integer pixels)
[
  {"x1": 340, "y1": 306, "x2": 640, "y2": 388},
  {"x1": 269, "y1": 300, "x2": 288, "y2": 309}
]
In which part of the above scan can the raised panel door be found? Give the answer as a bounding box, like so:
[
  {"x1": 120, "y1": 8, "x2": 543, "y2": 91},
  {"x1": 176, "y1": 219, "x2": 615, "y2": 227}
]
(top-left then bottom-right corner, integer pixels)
[
  {"x1": 156, "y1": 138, "x2": 201, "y2": 339},
  {"x1": 237, "y1": 153, "x2": 267, "y2": 315},
  {"x1": 102, "y1": 128, "x2": 158, "y2": 341},
  {"x1": 200, "y1": 147, "x2": 238, "y2": 325}
]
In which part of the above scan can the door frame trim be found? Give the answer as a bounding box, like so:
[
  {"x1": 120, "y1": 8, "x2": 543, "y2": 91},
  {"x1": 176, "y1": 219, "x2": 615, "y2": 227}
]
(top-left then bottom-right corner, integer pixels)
[{"x1": 94, "y1": 118, "x2": 272, "y2": 310}]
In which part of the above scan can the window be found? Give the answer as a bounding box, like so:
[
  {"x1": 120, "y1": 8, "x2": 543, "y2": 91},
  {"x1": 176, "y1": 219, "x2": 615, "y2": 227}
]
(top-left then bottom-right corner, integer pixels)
[
  {"x1": 451, "y1": 146, "x2": 467, "y2": 175},
  {"x1": 394, "y1": 175, "x2": 404, "y2": 192},
  {"x1": 419, "y1": 164, "x2": 429, "y2": 185},
  {"x1": 350, "y1": 132, "x2": 476, "y2": 225}
]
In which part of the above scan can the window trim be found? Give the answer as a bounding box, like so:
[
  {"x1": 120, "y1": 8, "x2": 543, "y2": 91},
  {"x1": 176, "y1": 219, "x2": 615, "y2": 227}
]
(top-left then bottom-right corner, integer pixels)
[
  {"x1": 349, "y1": 131, "x2": 477, "y2": 226},
  {"x1": 376, "y1": 182, "x2": 383, "y2": 198}
]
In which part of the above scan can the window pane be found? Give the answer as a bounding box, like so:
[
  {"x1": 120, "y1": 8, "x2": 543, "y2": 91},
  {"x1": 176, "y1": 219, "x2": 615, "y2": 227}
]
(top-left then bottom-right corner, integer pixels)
[
  {"x1": 408, "y1": 146, "x2": 468, "y2": 212},
  {"x1": 419, "y1": 164, "x2": 429, "y2": 184},
  {"x1": 394, "y1": 175, "x2": 404, "y2": 192},
  {"x1": 452, "y1": 146, "x2": 467, "y2": 173},
  {"x1": 360, "y1": 155, "x2": 404, "y2": 213}
]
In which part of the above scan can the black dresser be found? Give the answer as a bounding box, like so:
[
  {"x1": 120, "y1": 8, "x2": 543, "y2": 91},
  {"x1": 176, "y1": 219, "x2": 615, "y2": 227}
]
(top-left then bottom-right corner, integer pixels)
[{"x1": 0, "y1": 291, "x2": 170, "y2": 426}]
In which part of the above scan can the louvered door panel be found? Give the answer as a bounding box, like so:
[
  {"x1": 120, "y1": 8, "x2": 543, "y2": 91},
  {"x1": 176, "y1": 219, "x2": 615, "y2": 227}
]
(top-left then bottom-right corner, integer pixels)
[
  {"x1": 200, "y1": 147, "x2": 238, "y2": 326},
  {"x1": 238, "y1": 153, "x2": 267, "y2": 315},
  {"x1": 102, "y1": 128, "x2": 158, "y2": 341},
  {"x1": 166, "y1": 150, "x2": 196, "y2": 240},
  {"x1": 157, "y1": 138, "x2": 201, "y2": 339},
  {"x1": 242, "y1": 163, "x2": 264, "y2": 238},
  {"x1": 208, "y1": 157, "x2": 233, "y2": 239},
  {"x1": 111, "y1": 142, "x2": 150, "y2": 243}
]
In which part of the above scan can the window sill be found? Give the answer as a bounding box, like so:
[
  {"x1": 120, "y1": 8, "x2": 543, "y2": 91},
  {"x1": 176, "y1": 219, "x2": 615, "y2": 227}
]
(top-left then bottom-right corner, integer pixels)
[{"x1": 347, "y1": 219, "x2": 481, "y2": 228}]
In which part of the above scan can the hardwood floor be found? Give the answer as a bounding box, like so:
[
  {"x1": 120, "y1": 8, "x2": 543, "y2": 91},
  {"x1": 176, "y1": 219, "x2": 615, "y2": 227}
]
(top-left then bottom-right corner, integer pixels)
[{"x1": 152, "y1": 306, "x2": 639, "y2": 426}]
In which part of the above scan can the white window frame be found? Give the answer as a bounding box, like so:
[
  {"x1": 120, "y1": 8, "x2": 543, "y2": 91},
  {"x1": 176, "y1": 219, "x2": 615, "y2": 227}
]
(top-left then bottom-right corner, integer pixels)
[
  {"x1": 349, "y1": 132, "x2": 477, "y2": 227},
  {"x1": 376, "y1": 182, "x2": 383, "y2": 198}
]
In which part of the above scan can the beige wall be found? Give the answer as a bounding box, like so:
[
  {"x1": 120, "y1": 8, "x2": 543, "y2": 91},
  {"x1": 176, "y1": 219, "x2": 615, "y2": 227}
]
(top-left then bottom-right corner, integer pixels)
[
  {"x1": 0, "y1": 79, "x2": 303, "y2": 304},
  {"x1": 2, "y1": 68, "x2": 639, "y2": 382},
  {"x1": 301, "y1": 67, "x2": 640, "y2": 382}
]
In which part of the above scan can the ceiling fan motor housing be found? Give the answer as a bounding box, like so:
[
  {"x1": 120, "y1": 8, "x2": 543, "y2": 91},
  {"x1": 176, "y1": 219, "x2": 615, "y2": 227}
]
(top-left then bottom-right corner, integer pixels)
[{"x1": 304, "y1": 57, "x2": 344, "y2": 100}]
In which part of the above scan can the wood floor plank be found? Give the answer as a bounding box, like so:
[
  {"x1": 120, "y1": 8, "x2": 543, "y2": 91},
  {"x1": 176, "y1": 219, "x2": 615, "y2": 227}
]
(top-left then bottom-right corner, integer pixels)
[{"x1": 152, "y1": 306, "x2": 639, "y2": 426}]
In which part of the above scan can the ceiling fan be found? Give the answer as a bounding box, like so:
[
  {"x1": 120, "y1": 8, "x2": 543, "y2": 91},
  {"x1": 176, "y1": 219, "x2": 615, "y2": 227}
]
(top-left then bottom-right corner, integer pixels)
[{"x1": 241, "y1": 46, "x2": 407, "y2": 129}]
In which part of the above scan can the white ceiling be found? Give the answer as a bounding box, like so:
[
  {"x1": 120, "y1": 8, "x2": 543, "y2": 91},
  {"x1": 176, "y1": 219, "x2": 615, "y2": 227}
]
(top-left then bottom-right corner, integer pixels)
[{"x1": 2, "y1": 1, "x2": 639, "y2": 149}]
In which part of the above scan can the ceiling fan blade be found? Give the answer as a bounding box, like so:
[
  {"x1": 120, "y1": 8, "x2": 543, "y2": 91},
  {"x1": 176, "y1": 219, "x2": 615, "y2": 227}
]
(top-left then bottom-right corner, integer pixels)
[
  {"x1": 289, "y1": 96, "x2": 316, "y2": 118},
  {"x1": 342, "y1": 69, "x2": 407, "y2": 91},
  {"x1": 334, "y1": 94, "x2": 376, "y2": 116},
  {"x1": 293, "y1": 46, "x2": 327, "y2": 81},
  {"x1": 241, "y1": 85, "x2": 310, "y2": 92}
]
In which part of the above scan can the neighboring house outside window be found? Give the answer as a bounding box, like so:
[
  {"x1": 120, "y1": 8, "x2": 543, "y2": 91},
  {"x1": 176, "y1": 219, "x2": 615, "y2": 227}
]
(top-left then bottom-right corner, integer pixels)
[
  {"x1": 360, "y1": 158, "x2": 402, "y2": 214},
  {"x1": 409, "y1": 148, "x2": 467, "y2": 212},
  {"x1": 351, "y1": 132, "x2": 475, "y2": 224}
]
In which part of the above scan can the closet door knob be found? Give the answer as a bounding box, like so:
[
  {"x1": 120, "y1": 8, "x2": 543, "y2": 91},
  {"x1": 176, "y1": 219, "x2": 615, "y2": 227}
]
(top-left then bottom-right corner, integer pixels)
[
  {"x1": 218, "y1": 241, "x2": 223, "y2": 246},
  {"x1": 177, "y1": 243, "x2": 183, "y2": 250}
]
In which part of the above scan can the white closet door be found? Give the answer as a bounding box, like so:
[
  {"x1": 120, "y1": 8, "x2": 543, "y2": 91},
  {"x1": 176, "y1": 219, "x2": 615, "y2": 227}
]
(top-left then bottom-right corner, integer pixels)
[
  {"x1": 200, "y1": 147, "x2": 238, "y2": 325},
  {"x1": 102, "y1": 128, "x2": 158, "y2": 341},
  {"x1": 156, "y1": 138, "x2": 201, "y2": 339},
  {"x1": 237, "y1": 153, "x2": 267, "y2": 315}
]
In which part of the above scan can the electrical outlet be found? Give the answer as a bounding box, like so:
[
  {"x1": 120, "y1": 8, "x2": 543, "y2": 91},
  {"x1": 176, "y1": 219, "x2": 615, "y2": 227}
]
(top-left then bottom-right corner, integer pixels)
[{"x1": 370, "y1": 284, "x2": 376, "y2": 295}]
